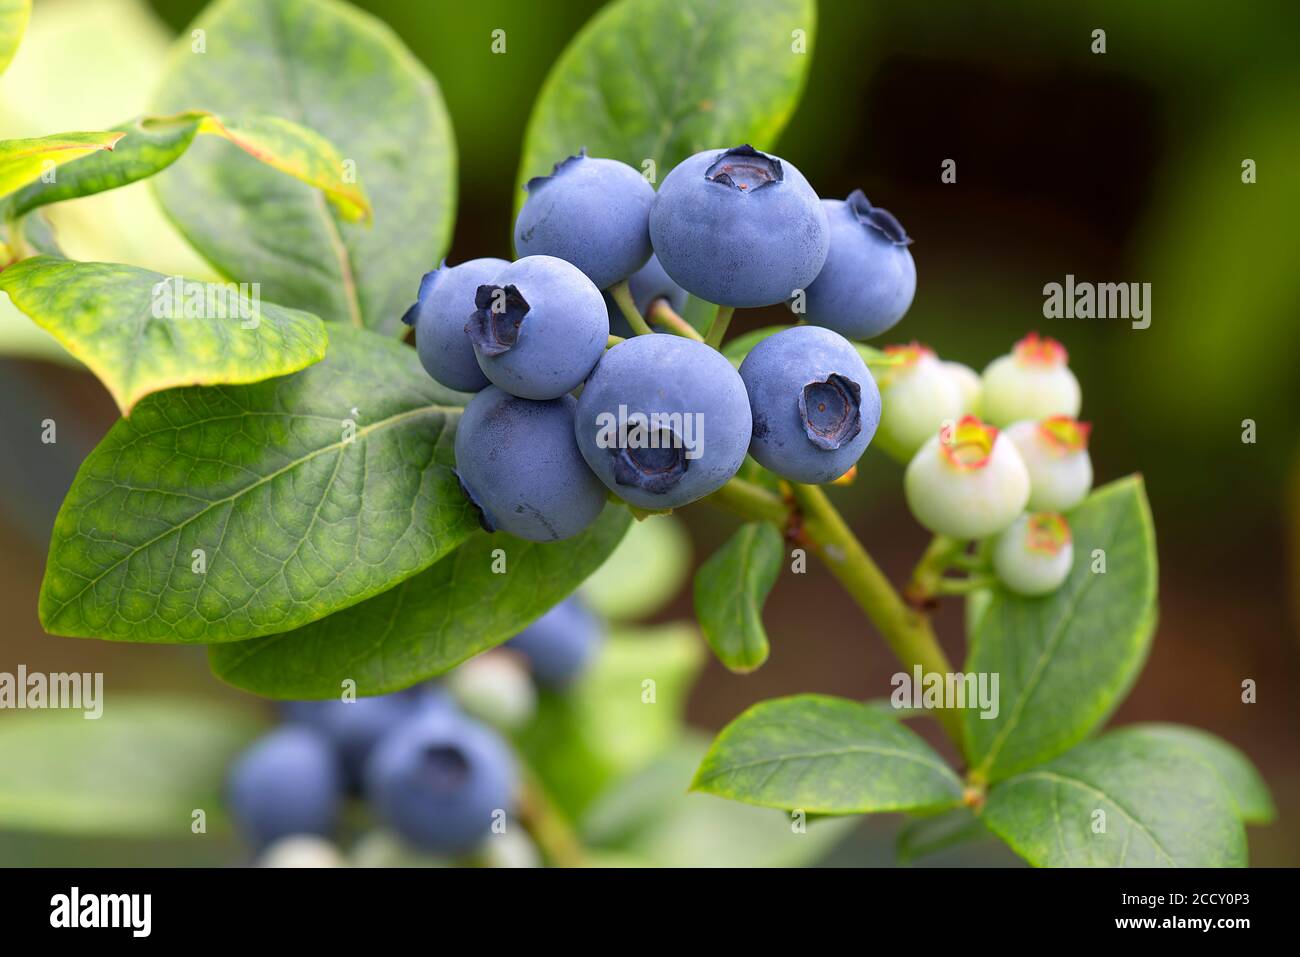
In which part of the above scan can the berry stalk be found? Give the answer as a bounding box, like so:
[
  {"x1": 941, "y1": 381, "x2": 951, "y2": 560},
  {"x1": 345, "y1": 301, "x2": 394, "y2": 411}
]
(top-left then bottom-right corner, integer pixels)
[
  {"x1": 608, "y1": 280, "x2": 654, "y2": 337},
  {"x1": 517, "y1": 764, "x2": 588, "y2": 868},
  {"x1": 648, "y1": 299, "x2": 705, "y2": 341},
  {"x1": 704, "y1": 304, "x2": 735, "y2": 349}
]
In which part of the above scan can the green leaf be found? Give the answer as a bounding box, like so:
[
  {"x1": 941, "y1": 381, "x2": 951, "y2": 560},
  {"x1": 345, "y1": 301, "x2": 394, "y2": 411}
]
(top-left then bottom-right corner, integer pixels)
[
  {"x1": 0, "y1": 131, "x2": 125, "y2": 197},
  {"x1": 581, "y1": 513, "x2": 692, "y2": 621},
  {"x1": 963, "y1": 476, "x2": 1158, "y2": 782},
  {"x1": 896, "y1": 807, "x2": 992, "y2": 865},
  {"x1": 153, "y1": 0, "x2": 456, "y2": 334},
  {"x1": 0, "y1": 256, "x2": 327, "y2": 414},
  {"x1": 517, "y1": 0, "x2": 815, "y2": 207},
  {"x1": 584, "y1": 736, "x2": 856, "y2": 867},
  {"x1": 9, "y1": 111, "x2": 370, "y2": 223},
  {"x1": 208, "y1": 505, "x2": 632, "y2": 698},
  {"x1": 1108, "y1": 724, "x2": 1275, "y2": 825},
  {"x1": 694, "y1": 521, "x2": 782, "y2": 672},
  {"x1": 982, "y1": 731, "x2": 1247, "y2": 867},
  {"x1": 516, "y1": 621, "x2": 704, "y2": 817},
  {"x1": 692, "y1": 694, "x2": 964, "y2": 814},
  {"x1": 0, "y1": 695, "x2": 261, "y2": 836},
  {"x1": 0, "y1": 0, "x2": 28, "y2": 75},
  {"x1": 40, "y1": 324, "x2": 477, "y2": 643}
]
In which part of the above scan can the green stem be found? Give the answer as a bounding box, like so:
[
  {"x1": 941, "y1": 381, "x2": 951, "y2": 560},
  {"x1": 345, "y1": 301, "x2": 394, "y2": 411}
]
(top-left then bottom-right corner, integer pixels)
[
  {"x1": 704, "y1": 476, "x2": 790, "y2": 525},
  {"x1": 906, "y1": 535, "x2": 966, "y2": 605},
  {"x1": 788, "y1": 484, "x2": 963, "y2": 743},
  {"x1": 518, "y1": 765, "x2": 587, "y2": 868},
  {"x1": 648, "y1": 299, "x2": 705, "y2": 341},
  {"x1": 606, "y1": 334, "x2": 625, "y2": 349},
  {"x1": 703, "y1": 304, "x2": 735, "y2": 349},
  {"x1": 608, "y1": 281, "x2": 654, "y2": 337},
  {"x1": 703, "y1": 478, "x2": 965, "y2": 747},
  {"x1": 933, "y1": 575, "x2": 997, "y2": 596}
]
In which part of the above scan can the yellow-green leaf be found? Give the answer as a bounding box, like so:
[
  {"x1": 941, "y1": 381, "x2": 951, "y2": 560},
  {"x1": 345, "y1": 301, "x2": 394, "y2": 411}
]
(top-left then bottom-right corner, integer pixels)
[
  {"x1": 0, "y1": 256, "x2": 327, "y2": 414},
  {"x1": 9, "y1": 111, "x2": 370, "y2": 223},
  {"x1": 194, "y1": 112, "x2": 370, "y2": 223},
  {"x1": 0, "y1": 131, "x2": 124, "y2": 197}
]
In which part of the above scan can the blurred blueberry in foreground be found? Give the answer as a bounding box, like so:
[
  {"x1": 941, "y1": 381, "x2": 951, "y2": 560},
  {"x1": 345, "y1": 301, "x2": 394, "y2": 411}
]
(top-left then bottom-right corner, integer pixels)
[
  {"x1": 281, "y1": 689, "x2": 422, "y2": 792},
  {"x1": 227, "y1": 725, "x2": 342, "y2": 850},
  {"x1": 364, "y1": 708, "x2": 517, "y2": 856}
]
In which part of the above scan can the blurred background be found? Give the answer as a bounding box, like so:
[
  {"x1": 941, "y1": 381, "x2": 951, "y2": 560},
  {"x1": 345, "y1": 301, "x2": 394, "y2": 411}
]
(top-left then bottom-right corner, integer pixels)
[{"x1": 1, "y1": 0, "x2": 1296, "y2": 866}]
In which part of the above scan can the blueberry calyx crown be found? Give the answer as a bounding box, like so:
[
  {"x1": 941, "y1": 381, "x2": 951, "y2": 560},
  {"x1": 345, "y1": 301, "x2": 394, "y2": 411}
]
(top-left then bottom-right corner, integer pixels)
[
  {"x1": 467, "y1": 283, "x2": 529, "y2": 357},
  {"x1": 611, "y1": 431, "x2": 690, "y2": 493},
  {"x1": 706, "y1": 145, "x2": 783, "y2": 192},
  {"x1": 422, "y1": 744, "x2": 473, "y2": 792},
  {"x1": 798, "y1": 374, "x2": 863, "y2": 450},
  {"x1": 523, "y1": 147, "x2": 588, "y2": 194},
  {"x1": 400, "y1": 262, "x2": 447, "y2": 327},
  {"x1": 846, "y1": 189, "x2": 913, "y2": 246}
]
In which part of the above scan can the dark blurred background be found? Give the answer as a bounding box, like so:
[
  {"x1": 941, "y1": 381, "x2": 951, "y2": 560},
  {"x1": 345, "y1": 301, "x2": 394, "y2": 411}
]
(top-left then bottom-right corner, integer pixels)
[{"x1": 1, "y1": 0, "x2": 1297, "y2": 865}]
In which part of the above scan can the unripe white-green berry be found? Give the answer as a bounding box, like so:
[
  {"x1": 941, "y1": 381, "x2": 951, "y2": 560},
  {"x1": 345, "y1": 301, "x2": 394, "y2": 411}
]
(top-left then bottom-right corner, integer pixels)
[
  {"x1": 257, "y1": 835, "x2": 346, "y2": 868},
  {"x1": 481, "y1": 828, "x2": 543, "y2": 868},
  {"x1": 446, "y1": 650, "x2": 537, "y2": 730},
  {"x1": 1005, "y1": 417, "x2": 1093, "y2": 512},
  {"x1": 993, "y1": 512, "x2": 1074, "y2": 596},
  {"x1": 873, "y1": 344, "x2": 963, "y2": 461},
  {"x1": 904, "y1": 417, "x2": 1030, "y2": 538},
  {"x1": 349, "y1": 830, "x2": 452, "y2": 868},
  {"x1": 980, "y1": 333, "x2": 1081, "y2": 427},
  {"x1": 943, "y1": 361, "x2": 982, "y2": 417}
]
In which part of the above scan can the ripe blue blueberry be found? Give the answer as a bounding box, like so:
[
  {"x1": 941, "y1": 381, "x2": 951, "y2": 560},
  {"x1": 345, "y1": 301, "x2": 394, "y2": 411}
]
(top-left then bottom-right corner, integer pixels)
[
  {"x1": 604, "y1": 253, "x2": 689, "y2": 337},
  {"x1": 454, "y1": 385, "x2": 606, "y2": 542},
  {"x1": 514, "y1": 149, "x2": 655, "y2": 289},
  {"x1": 574, "y1": 334, "x2": 752, "y2": 509},
  {"x1": 281, "y1": 691, "x2": 421, "y2": 792},
  {"x1": 649, "y1": 145, "x2": 829, "y2": 308},
  {"x1": 227, "y1": 725, "x2": 342, "y2": 849},
  {"x1": 506, "y1": 596, "x2": 603, "y2": 688},
  {"x1": 739, "y1": 326, "x2": 881, "y2": 484},
  {"x1": 466, "y1": 255, "x2": 608, "y2": 400},
  {"x1": 798, "y1": 190, "x2": 916, "y2": 340},
  {"x1": 364, "y1": 708, "x2": 517, "y2": 856},
  {"x1": 402, "y1": 257, "x2": 509, "y2": 392}
]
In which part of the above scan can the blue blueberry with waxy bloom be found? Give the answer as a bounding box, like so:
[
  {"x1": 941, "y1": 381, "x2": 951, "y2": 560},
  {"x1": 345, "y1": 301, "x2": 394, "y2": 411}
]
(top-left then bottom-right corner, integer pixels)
[
  {"x1": 281, "y1": 690, "x2": 422, "y2": 793},
  {"x1": 514, "y1": 149, "x2": 655, "y2": 289},
  {"x1": 574, "y1": 334, "x2": 752, "y2": 509},
  {"x1": 507, "y1": 596, "x2": 603, "y2": 688},
  {"x1": 401, "y1": 258, "x2": 508, "y2": 392},
  {"x1": 227, "y1": 725, "x2": 343, "y2": 850},
  {"x1": 364, "y1": 708, "x2": 517, "y2": 856},
  {"x1": 739, "y1": 326, "x2": 881, "y2": 484},
  {"x1": 798, "y1": 190, "x2": 916, "y2": 340},
  {"x1": 649, "y1": 145, "x2": 829, "y2": 308},
  {"x1": 454, "y1": 385, "x2": 606, "y2": 542},
  {"x1": 466, "y1": 255, "x2": 608, "y2": 401}
]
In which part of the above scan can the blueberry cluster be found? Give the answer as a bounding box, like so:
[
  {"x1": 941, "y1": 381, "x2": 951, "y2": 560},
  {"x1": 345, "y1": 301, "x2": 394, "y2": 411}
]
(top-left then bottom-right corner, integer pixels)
[
  {"x1": 226, "y1": 597, "x2": 603, "y2": 863},
  {"x1": 404, "y1": 145, "x2": 915, "y2": 540}
]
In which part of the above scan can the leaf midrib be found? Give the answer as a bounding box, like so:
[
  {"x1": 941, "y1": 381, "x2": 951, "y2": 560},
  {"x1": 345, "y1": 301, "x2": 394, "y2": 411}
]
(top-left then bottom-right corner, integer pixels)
[
  {"x1": 265, "y1": 0, "x2": 363, "y2": 328},
  {"x1": 973, "y1": 491, "x2": 1133, "y2": 776},
  {"x1": 1000, "y1": 769, "x2": 1177, "y2": 866},
  {"x1": 697, "y1": 742, "x2": 959, "y2": 786},
  {"x1": 45, "y1": 401, "x2": 461, "y2": 625}
]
